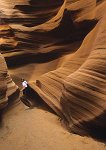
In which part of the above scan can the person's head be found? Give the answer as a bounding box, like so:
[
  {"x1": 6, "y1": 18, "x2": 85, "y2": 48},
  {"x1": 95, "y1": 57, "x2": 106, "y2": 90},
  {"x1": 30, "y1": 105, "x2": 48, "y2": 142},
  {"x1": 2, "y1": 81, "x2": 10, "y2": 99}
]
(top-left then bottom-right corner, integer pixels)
[{"x1": 21, "y1": 78, "x2": 25, "y2": 82}]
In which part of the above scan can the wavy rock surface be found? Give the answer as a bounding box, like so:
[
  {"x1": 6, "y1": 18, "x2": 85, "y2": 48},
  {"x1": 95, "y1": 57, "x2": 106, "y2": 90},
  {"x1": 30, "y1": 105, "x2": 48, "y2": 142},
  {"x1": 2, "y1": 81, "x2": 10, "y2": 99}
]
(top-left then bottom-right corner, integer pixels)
[
  {"x1": 60, "y1": 17, "x2": 106, "y2": 137},
  {"x1": 0, "y1": 53, "x2": 19, "y2": 110},
  {"x1": 0, "y1": 0, "x2": 106, "y2": 139},
  {"x1": 1, "y1": 0, "x2": 99, "y2": 64},
  {"x1": 27, "y1": 3, "x2": 106, "y2": 138}
]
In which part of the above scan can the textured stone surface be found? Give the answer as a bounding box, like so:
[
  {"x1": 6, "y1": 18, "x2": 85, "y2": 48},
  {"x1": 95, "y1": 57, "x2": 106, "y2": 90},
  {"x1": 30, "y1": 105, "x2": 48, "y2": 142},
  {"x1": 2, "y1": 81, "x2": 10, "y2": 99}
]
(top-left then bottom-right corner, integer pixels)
[
  {"x1": 0, "y1": 0, "x2": 106, "y2": 139},
  {"x1": 0, "y1": 53, "x2": 19, "y2": 110}
]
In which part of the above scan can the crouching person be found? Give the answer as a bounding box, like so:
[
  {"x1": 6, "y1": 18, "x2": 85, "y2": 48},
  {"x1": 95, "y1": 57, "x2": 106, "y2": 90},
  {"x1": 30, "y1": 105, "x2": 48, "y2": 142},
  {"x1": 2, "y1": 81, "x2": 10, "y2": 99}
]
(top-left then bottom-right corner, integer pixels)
[{"x1": 21, "y1": 79, "x2": 35, "y2": 108}]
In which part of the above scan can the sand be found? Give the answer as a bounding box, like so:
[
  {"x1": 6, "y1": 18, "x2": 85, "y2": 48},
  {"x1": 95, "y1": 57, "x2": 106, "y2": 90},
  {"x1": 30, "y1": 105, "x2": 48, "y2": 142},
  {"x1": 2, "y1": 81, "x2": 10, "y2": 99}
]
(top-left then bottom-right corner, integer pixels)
[{"x1": 0, "y1": 100, "x2": 105, "y2": 150}]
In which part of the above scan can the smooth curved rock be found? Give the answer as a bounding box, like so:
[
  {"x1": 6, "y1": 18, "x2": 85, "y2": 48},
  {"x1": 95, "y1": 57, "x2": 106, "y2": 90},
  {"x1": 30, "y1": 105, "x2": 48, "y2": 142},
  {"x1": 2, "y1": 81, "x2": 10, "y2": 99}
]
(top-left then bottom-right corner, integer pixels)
[{"x1": 28, "y1": 14, "x2": 106, "y2": 138}]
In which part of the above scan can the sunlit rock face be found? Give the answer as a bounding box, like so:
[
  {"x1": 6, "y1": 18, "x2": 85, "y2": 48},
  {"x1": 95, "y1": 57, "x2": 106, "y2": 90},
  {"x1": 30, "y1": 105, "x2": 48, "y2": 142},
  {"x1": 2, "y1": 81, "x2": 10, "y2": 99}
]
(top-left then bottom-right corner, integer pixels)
[
  {"x1": 0, "y1": 0, "x2": 99, "y2": 61},
  {"x1": 0, "y1": 0, "x2": 65, "y2": 57},
  {"x1": 60, "y1": 16, "x2": 106, "y2": 137},
  {"x1": 0, "y1": 21, "x2": 19, "y2": 110},
  {"x1": 0, "y1": 24, "x2": 18, "y2": 52},
  {"x1": 0, "y1": 0, "x2": 106, "y2": 139},
  {"x1": 29, "y1": 15, "x2": 106, "y2": 139},
  {"x1": 23, "y1": 1, "x2": 105, "y2": 139}
]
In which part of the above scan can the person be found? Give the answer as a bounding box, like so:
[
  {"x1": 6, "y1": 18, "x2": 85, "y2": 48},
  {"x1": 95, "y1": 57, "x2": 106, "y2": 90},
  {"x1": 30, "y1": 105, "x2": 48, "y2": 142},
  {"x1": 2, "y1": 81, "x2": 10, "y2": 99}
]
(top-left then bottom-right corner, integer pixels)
[
  {"x1": 21, "y1": 78, "x2": 34, "y2": 108},
  {"x1": 21, "y1": 78, "x2": 28, "y2": 89},
  {"x1": 21, "y1": 78, "x2": 30, "y2": 95}
]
